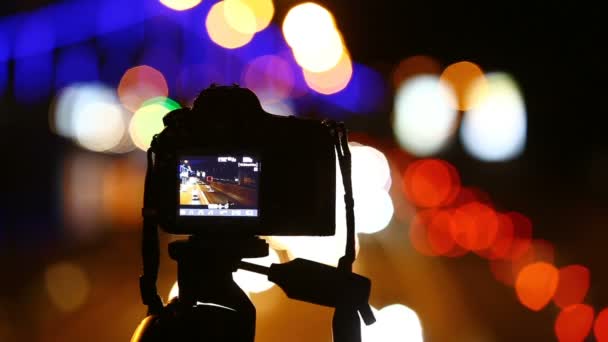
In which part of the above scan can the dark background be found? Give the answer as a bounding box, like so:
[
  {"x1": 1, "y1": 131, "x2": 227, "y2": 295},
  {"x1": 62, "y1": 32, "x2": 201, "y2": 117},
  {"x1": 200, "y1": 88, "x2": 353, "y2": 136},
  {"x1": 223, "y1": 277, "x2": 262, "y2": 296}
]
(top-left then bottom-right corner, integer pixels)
[{"x1": 1, "y1": 1, "x2": 607, "y2": 341}]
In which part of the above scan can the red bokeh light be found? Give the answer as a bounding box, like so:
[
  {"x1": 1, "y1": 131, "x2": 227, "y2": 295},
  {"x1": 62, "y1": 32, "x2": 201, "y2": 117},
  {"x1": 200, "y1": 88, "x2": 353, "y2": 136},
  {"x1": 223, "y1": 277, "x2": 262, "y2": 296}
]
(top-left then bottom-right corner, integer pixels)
[
  {"x1": 427, "y1": 209, "x2": 456, "y2": 255},
  {"x1": 515, "y1": 262, "x2": 559, "y2": 311},
  {"x1": 117, "y1": 65, "x2": 169, "y2": 112},
  {"x1": 403, "y1": 159, "x2": 461, "y2": 208},
  {"x1": 595, "y1": 308, "x2": 608, "y2": 342},
  {"x1": 555, "y1": 304, "x2": 594, "y2": 342},
  {"x1": 408, "y1": 210, "x2": 438, "y2": 256},
  {"x1": 449, "y1": 202, "x2": 498, "y2": 251},
  {"x1": 505, "y1": 211, "x2": 533, "y2": 260},
  {"x1": 476, "y1": 212, "x2": 514, "y2": 260},
  {"x1": 553, "y1": 265, "x2": 591, "y2": 309}
]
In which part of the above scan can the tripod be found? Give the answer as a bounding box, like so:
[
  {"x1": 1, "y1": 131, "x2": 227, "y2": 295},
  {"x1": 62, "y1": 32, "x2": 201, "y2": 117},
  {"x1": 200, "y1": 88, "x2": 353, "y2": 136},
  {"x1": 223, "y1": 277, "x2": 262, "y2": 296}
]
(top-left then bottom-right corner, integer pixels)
[{"x1": 132, "y1": 121, "x2": 375, "y2": 341}]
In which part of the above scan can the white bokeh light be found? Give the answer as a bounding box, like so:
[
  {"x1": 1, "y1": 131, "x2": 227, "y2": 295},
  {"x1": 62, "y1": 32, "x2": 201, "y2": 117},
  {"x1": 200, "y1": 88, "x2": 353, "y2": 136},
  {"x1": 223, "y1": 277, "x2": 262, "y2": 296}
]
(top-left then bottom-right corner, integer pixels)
[
  {"x1": 393, "y1": 75, "x2": 458, "y2": 156},
  {"x1": 73, "y1": 101, "x2": 125, "y2": 152},
  {"x1": 350, "y1": 145, "x2": 392, "y2": 191},
  {"x1": 233, "y1": 248, "x2": 280, "y2": 293},
  {"x1": 460, "y1": 72, "x2": 527, "y2": 161},
  {"x1": 362, "y1": 305, "x2": 424, "y2": 342},
  {"x1": 51, "y1": 82, "x2": 132, "y2": 153}
]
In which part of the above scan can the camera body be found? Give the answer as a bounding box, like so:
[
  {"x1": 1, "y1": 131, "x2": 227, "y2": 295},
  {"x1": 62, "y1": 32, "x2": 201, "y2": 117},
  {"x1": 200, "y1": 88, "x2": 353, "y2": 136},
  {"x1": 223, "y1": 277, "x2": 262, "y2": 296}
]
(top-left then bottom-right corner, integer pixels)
[{"x1": 149, "y1": 86, "x2": 336, "y2": 237}]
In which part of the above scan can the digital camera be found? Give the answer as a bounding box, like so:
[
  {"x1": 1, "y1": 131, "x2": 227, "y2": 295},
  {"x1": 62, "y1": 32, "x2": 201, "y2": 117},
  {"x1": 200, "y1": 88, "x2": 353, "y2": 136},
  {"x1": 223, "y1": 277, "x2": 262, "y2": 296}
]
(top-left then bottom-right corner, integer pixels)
[{"x1": 149, "y1": 85, "x2": 336, "y2": 236}]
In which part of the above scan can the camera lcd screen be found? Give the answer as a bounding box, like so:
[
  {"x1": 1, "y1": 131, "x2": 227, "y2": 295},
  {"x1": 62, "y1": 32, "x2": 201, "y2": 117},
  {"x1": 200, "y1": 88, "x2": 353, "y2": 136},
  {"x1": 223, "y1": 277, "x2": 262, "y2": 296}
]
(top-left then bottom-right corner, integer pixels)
[{"x1": 178, "y1": 155, "x2": 260, "y2": 217}]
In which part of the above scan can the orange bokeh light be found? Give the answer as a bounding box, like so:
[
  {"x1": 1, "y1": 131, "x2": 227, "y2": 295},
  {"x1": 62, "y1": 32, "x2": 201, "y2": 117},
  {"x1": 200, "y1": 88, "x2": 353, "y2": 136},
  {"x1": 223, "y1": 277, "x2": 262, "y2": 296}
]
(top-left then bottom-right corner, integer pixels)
[
  {"x1": 392, "y1": 55, "x2": 442, "y2": 89},
  {"x1": 439, "y1": 61, "x2": 486, "y2": 111},
  {"x1": 403, "y1": 159, "x2": 461, "y2": 208},
  {"x1": 555, "y1": 304, "x2": 594, "y2": 342},
  {"x1": 515, "y1": 262, "x2": 559, "y2": 311},
  {"x1": 595, "y1": 308, "x2": 608, "y2": 341},
  {"x1": 511, "y1": 239, "x2": 555, "y2": 281},
  {"x1": 117, "y1": 65, "x2": 169, "y2": 112},
  {"x1": 102, "y1": 158, "x2": 145, "y2": 228},
  {"x1": 449, "y1": 202, "x2": 498, "y2": 251},
  {"x1": 408, "y1": 210, "x2": 438, "y2": 256},
  {"x1": 303, "y1": 51, "x2": 353, "y2": 95},
  {"x1": 553, "y1": 265, "x2": 591, "y2": 309},
  {"x1": 206, "y1": 1, "x2": 254, "y2": 49}
]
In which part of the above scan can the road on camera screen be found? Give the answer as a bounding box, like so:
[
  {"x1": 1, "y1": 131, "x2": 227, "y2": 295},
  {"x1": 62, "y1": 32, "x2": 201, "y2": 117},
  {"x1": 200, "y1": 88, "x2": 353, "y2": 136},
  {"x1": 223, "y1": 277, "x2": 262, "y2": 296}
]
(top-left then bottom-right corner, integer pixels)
[{"x1": 179, "y1": 177, "x2": 256, "y2": 208}]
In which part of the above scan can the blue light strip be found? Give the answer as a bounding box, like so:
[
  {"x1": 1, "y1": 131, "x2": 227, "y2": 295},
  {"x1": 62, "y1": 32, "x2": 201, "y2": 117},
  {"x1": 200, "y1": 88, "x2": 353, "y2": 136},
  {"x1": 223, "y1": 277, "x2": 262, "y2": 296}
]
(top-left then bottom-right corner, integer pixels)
[{"x1": 0, "y1": 0, "x2": 175, "y2": 62}]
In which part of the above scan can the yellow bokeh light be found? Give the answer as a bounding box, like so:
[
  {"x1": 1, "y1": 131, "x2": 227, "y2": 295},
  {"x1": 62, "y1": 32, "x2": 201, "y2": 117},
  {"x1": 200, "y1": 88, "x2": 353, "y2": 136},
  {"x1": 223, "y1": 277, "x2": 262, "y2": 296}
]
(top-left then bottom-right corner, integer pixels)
[
  {"x1": 224, "y1": 0, "x2": 257, "y2": 35},
  {"x1": 159, "y1": 0, "x2": 202, "y2": 11},
  {"x1": 206, "y1": 2, "x2": 254, "y2": 49},
  {"x1": 440, "y1": 61, "x2": 487, "y2": 111},
  {"x1": 303, "y1": 51, "x2": 352, "y2": 94},
  {"x1": 240, "y1": 0, "x2": 274, "y2": 32},
  {"x1": 283, "y1": 2, "x2": 345, "y2": 72},
  {"x1": 45, "y1": 262, "x2": 90, "y2": 313},
  {"x1": 129, "y1": 100, "x2": 175, "y2": 151}
]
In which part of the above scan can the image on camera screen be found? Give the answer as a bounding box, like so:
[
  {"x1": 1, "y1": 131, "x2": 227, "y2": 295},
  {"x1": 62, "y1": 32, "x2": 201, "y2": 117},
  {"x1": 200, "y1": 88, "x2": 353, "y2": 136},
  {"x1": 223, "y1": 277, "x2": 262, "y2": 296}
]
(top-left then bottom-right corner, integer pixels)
[{"x1": 178, "y1": 155, "x2": 260, "y2": 217}]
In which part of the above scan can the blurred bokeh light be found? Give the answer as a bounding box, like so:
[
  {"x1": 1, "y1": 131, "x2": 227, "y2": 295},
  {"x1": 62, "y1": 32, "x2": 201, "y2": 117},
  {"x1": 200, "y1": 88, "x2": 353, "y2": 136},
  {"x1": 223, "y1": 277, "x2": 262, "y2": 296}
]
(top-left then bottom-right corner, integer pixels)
[
  {"x1": 242, "y1": 54, "x2": 294, "y2": 104},
  {"x1": 206, "y1": 1, "x2": 255, "y2": 49},
  {"x1": 160, "y1": 0, "x2": 202, "y2": 11},
  {"x1": 129, "y1": 97, "x2": 181, "y2": 151},
  {"x1": 393, "y1": 75, "x2": 458, "y2": 156},
  {"x1": 460, "y1": 72, "x2": 527, "y2": 161},
  {"x1": 555, "y1": 304, "x2": 594, "y2": 342},
  {"x1": 515, "y1": 262, "x2": 559, "y2": 311},
  {"x1": 44, "y1": 262, "x2": 90, "y2": 313},
  {"x1": 235, "y1": 0, "x2": 274, "y2": 32},
  {"x1": 392, "y1": 55, "x2": 442, "y2": 89},
  {"x1": 224, "y1": 0, "x2": 257, "y2": 35},
  {"x1": 553, "y1": 265, "x2": 591, "y2": 309},
  {"x1": 303, "y1": 51, "x2": 353, "y2": 95},
  {"x1": 118, "y1": 65, "x2": 169, "y2": 113},
  {"x1": 439, "y1": 61, "x2": 486, "y2": 111},
  {"x1": 283, "y1": 2, "x2": 345, "y2": 73},
  {"x1": 102, "y1": 157, "x2": 146, "y2": 228},
  {"x1": 361, "y1": 305, "x2": 423, "y2": 342},
  {"x1": 403, "y1": 159, "x2": 460, "y2": 208},
  {"x1": 595, "y1": 308, "x2": 608, "y2": 341}
]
